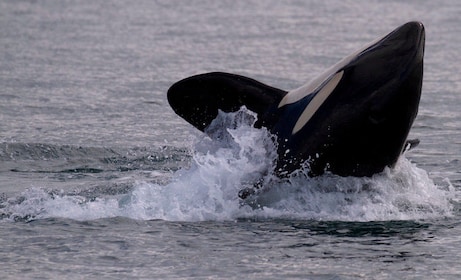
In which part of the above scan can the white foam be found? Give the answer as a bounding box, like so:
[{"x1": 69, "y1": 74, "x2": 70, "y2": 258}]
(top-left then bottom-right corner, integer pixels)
[{"x1": 2, "y1": 108, "x2": 456, "y2": 222}]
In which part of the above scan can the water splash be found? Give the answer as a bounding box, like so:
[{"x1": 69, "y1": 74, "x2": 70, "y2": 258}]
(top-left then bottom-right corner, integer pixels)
[{"x1": 1, "y1": 108, "x2": 456, "y2": 222}]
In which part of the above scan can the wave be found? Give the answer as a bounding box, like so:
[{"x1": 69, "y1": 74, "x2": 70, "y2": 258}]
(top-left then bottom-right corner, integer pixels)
[
  {"x1": 0, "y1": 142, "x2": 190, "y2": 173},
  {"x1": 0, "y1": 109, "x2": 456, "y2": 222}
]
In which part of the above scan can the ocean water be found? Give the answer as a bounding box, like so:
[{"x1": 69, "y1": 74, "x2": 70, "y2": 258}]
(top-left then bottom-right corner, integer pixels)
[{"x1": 1, "y1": 0, "x2": 461, "y2": 279}]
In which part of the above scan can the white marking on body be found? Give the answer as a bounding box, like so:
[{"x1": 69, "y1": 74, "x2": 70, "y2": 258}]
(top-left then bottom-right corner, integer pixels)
[
  {"x1": 278, "y1": 34, "x2": 383, "y2": 109},
  {"x1": 292, "y1": 70, "x2": 344, "y2": 134}
]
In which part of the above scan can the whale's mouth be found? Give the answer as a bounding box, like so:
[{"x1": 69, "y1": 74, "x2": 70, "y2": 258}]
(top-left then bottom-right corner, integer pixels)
[{"x1": 360, "y1": 21, "x2": 425, "y2": 58}]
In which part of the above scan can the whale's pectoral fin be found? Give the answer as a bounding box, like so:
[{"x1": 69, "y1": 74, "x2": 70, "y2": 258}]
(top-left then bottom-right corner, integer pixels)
[
  {"x1": 404, "y1": 138, "x2": 420, "y2": 152},
  {"x1": 238, "y1": 179, "x2": 264, "y2": 200},
  {"x1": 167, "y1": 72, "x2": 287, "y2": 131}
]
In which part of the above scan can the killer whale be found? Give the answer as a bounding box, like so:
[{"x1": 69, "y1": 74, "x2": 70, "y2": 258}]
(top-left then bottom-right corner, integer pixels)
[{"x1": 167, "y1": 22, "x2": 425, "y2": 183}]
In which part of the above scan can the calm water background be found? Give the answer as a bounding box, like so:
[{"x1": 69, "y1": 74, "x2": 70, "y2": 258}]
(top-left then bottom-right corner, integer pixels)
[{"x1": 1, "y1": 0, "x2": 461, "y2": 279}]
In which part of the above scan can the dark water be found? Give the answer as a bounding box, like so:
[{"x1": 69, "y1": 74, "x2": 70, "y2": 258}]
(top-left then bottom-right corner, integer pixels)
[{"x1": 1, "y1": 0, "x2": 461, "y2": 279}]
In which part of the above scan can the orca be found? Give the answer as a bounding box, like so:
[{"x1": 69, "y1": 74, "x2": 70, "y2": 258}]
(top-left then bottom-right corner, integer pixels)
[{"x1": 167, "y1": 22, "x2": 425, "y2": 185}]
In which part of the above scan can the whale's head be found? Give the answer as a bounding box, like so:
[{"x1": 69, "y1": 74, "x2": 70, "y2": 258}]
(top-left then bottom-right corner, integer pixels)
[{"x1": 275, "y1": 21, "x2": 425, "y2": 176}]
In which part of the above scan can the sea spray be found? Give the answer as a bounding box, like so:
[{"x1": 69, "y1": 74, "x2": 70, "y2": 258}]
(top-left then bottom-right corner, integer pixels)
[{"x1": 1, "y1": 108, "x2": 455, "y2": 222}]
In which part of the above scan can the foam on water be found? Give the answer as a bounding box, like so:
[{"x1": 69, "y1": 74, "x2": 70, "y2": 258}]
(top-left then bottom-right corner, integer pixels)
[{"x1": 1, "y1": 108, "x2": 456, "y2": 222}]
